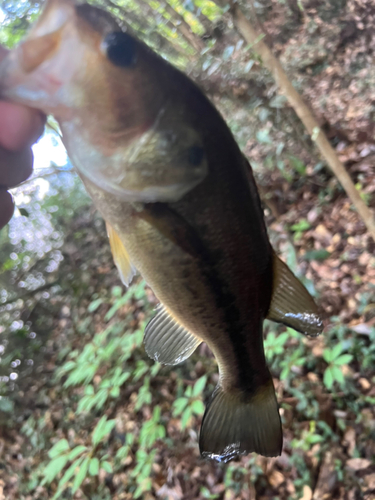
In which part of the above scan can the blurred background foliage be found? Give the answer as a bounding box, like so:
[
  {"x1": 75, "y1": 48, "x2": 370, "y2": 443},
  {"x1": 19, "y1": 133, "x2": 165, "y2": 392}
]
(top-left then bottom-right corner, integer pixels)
[{"x1": 1, "y1": 0, "x2": 375, "y2": 498}]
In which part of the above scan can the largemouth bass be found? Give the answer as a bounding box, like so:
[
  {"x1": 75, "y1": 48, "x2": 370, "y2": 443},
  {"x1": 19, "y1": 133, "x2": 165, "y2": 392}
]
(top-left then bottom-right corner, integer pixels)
[{"x1": 0, "y1": 0, "x2": 323, "y2": 462}]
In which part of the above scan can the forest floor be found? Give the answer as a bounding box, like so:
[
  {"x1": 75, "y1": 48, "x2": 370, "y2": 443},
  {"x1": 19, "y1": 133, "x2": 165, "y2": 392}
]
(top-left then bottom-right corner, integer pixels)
[{"x1": 1, "y1": 0, "x2": 375, "y2": 499}]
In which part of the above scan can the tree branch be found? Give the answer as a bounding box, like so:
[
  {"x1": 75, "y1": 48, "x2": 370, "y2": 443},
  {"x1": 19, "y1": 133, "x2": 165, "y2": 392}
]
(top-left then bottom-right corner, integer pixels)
[
  {"x1": 0, "y1": 281, "x2": 60, "y2": 308},
  {"x1": 220, "y1": 0, "x2": 375, "y2": 241}
]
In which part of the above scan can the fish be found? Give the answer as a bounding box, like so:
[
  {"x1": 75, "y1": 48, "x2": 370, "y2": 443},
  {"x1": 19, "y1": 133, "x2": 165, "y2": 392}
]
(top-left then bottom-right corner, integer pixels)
[{"x1": 0, "y1": 0, "x2": 323, "y2": 462}]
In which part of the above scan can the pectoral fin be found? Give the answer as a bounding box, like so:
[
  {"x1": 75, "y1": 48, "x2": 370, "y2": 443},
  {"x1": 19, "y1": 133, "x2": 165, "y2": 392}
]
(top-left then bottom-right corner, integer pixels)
[
  {"x1": 144, "y1": 304, "x2": 201, "y2": 365},
  {"x1": 106, "y1": 223, "x2": 136, "y2": 286},
  {"x1": 267, "y1": 253, "x2": 323, "y2": 337}
]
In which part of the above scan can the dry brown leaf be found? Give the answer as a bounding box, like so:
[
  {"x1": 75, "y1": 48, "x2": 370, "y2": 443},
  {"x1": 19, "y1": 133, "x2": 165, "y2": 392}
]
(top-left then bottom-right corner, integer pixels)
[
  {"x1": 343, "y1": 427, "x2": 356, "y2": 457},
  {"x1": 359, "y1": 378, "x2": 371, "y2": 390},
  {"x1": 346, "y1": 458, "x2": 372, "y2": 471},
  {"x1": 299, "y1": 485, "x2": 312, "y2": 500},
  {"x1": 268, "y1": 470, "x2": 285, "y2": 488}
]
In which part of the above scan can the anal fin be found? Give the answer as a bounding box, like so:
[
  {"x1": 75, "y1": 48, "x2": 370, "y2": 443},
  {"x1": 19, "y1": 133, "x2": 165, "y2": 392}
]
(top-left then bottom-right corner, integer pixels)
[
  {"x1": 144, "y1": 304, "x2": 201, "y2": 365},
  {"x1": 106, "y1": 222, "x2": 136, "y2": 286},
  {"x1": 199, "y1": 376, "x2": 282, "y2": 462},
  {"x1": 267, "y1": 253, "x2": 323, "y2": 337}
]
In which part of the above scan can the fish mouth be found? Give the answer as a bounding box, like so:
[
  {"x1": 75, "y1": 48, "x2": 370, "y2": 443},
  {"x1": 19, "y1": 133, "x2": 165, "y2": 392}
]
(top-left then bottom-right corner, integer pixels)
[{"x1": 0, "y1": 0, "x2": 84, "y2": 115}]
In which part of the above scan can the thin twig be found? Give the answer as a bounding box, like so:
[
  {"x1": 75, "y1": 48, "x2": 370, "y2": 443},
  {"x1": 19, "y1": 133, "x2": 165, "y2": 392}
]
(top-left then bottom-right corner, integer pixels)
[
  {"x1": 214, "y1": 0, "x2": 375, "y2": 241},
  {"x1": 0, "y1": 281, "x2": 60, "y2": 308}
]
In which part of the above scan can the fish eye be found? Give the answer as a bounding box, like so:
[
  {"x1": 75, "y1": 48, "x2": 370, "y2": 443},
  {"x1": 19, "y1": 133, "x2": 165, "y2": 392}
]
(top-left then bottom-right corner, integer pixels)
[
  {"x1": 188, "y1": 146, "x2": 205, "y2": 166},
  {"x1": 102, "y1": 31, "x2": 137, "y2": 67}
]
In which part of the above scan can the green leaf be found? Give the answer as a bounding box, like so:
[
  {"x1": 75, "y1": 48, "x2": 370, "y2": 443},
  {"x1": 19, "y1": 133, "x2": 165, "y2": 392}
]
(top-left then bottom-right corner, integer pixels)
[
  {"x1": 303, "y1": 249, "x2": 331, "y2": 262},
  {"x1": 191, "y1": 399, "x2": 205, "y2": 416},
  {"x1": 291, "y1": 219, "x2": 310, "y2": 233},
  {"x1": 57, "y1": 457, "x2": 85, "y2": 492},
  {"x1": 77, "y1": 395, "x2": 95, "y2": 414},
  {"x1": 244, "y1": 59, "x2": 255, "y2": 72},
  {"x1": 19, "y1": 207, "x2": 29, "y2": 217},
  {"x1": 308, "y1": 434, "x2": 324, "y2": 444},
  {"x1": 116, "y1": 445, "x2": 129, "y2": 459},
  {"x1": 192, "y1": 376, "x2": 207, "y2": 397},
  {"x1": 323, "y1": 367, "x2": 333, "y2": 390},
  {"x1": 331, "y1": 365, "x2": 345, "y2": 384},
  {"x1": 0, "y1": 397, "x2": 14, "y2": 413},
  {"x1": 101, "y1": 460, "x2": 113, "y2": 473},
  {"x1": 334, "y1": 354, "x2": 353, "y2": 366},
  {"x1": 256, "y1": 129, "x2": 272, "y2": 145},
  {"x1": 110, "y1": 386, "x2": 120, "y2": 398},
  {"x1": 322, "y1": 348, "x2": 333, "y2": 363},
  {"x1": 84, "y1": 385, "x2": 95, "y2": 395},
  {"x1": 111, "y1": 285, "x2": 123, "y2": 297},
  {"x1": 288, "y1": 155, "x2": 306, "y2": 175},
  {"x1": 331, "y1": 343, "x2": 344, "y2": 361},
  {"x1": 89, "y1": 457, "x2": 99, "y2": 476},
  {"x1": 92, "y1": 416, "x2": 116, "y2": 446},
  {"x1": 88, "y1": 298, "x2": 103, "y2": 312},
  {"x1": 68, "y1": 446, "x2": 87, "y2": 460},
  {"x1": 72, "y1": 456, "x2": 90, "y2": 494},
  {"x1": 153, "y1": 405, "x2": 161, "y2": 421},
  {"x1": 104, "y1": 419, "x2": 117, "y2": 436},
  {"x1": 223, "y1": 45, "x2": 234, "y2": 60},
  {"x1": 48, "y1": 439, "x2": 70, "y2": 459},
  {"x1": 181, "y1": 408, "x2": 192, "y2": 430},
  {"x1": 269, "y1": 95, "x2": 287, "y2": 109},
  {"x1": 59, "y1": 360, "x2": 76, "y2": 374},
  {"x1": 172, "y1": 397, "x2": 189, "y2": 416},
  {"x1": 42, "y1": 456, "x2": 69, "y2": 484}
]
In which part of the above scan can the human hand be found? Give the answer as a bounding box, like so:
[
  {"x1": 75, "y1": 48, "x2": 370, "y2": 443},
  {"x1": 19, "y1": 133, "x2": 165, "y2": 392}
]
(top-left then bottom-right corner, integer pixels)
[{"x1": 0, "y1": 46, "x2": 45, "y2": 229}]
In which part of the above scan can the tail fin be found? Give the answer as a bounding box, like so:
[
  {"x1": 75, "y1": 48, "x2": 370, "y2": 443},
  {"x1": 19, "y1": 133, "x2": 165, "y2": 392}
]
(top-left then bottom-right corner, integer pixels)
[{"x1": 199, "y1": 377, "x2": 282, "y2": 462}]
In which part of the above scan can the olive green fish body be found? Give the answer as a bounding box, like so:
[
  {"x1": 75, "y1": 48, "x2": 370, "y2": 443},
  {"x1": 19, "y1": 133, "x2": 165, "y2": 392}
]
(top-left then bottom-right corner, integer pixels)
[
  {"x1": 0, "y1": 0, "x2": 323, "y2": 462},
  {"x1": 81, "y1": 79, "x2": 274, "y2": 393}
]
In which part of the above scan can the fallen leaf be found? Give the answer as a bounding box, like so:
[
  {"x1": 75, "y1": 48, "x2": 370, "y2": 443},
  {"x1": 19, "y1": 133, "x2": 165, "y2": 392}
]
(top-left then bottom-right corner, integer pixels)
[
  {"x1": 346, "y1": 458, "x2": 372, "y2": 471},
  {"x1": 299, "y1": 485, "x2": 312, "y2": 500}
]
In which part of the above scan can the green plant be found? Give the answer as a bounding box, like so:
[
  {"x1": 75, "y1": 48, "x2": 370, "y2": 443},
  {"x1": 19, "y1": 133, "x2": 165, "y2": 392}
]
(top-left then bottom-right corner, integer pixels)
[
  {"x1": 290, "y1": 219, "x2": 311, "y2": 240},
  {"x1": 139, "y1": 405, "x2": 166, "y2": 448},
  {"x1": 130, "y1": 449, "x2": 157, "y2": 498},
  {"x1": 322, "y1": 344, "x2": 353, "y2": 390},
  {"x1": 290, "y1": 420, "x2": 324, "y2": 452},
  {"x1": 41, "y1": 416, "x2": 116, "y2": 499},
  {"x1": 77, "y1": 367, "x2": 131, "y2": 413},
  {"x1": 172, "y1": 375, "x2": 206, "y2": 429},
  {"x1": 279, "y1": 347, "x2": 307, "y2": 383},
  {"x1": 264, "y1": 330, "x2": 289, "y2": 363}
]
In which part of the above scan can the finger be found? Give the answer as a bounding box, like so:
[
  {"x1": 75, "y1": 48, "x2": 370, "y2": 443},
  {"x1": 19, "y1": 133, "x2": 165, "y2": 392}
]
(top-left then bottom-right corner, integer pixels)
[
  {"x1": 0, "y1": 102, "x2": 45, "y2": 151},
  {"x1": 0, "y1": 147, "x2": 33, "y2": 188},
  {"x1": 0, "y1": 190, "x2": 14, "y2": 229}
]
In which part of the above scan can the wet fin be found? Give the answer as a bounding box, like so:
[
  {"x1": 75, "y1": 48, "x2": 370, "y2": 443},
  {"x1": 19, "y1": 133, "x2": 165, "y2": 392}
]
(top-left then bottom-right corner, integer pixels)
[
  {"x1": 144, "y1": 304, "x2": 202, "y2": 365},
  {"x1": 106, "y1": 223, "x2": 136, "y2": 286},
  {"x1": 199, "y1": 378, "x2": 282, "y2": 462},
  {"x1": 267, "y1": 253, "x2": 323, "y2": 337}
]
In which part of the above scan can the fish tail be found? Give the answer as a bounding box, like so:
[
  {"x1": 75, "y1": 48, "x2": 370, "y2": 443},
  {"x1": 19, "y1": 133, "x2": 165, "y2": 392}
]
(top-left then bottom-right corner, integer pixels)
[{"x1": 199, "y1": 374, "x2": 282, "y2": 462}]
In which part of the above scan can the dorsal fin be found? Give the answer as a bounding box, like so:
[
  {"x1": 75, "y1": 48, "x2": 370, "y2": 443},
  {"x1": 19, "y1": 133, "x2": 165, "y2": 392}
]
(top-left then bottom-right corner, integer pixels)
[
  {"x1": 267, "y1": 253, "x2": 323, "y2": 337},
  {"x1": 144, "y1": 304, "x2": 202, "y2": 365},
  {"x1": 106, "y1": 222, "x2": 136, "y2": 286}
]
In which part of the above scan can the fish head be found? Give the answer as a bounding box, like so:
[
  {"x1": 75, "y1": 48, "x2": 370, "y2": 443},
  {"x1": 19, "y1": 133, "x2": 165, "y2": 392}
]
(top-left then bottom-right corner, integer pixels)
[
  {"x1": 0, "y1": 0, "x2": 161, "y2": 132},
  {"x1": 0, "y1": 0, "x2": 208, "y2": 202}
]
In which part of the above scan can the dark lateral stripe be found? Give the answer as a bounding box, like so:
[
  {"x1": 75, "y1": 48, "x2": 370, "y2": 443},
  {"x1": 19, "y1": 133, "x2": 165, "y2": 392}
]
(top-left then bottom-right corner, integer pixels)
[{"x1": 140, "y1": 203, "x2": 270, "y2": 391}]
